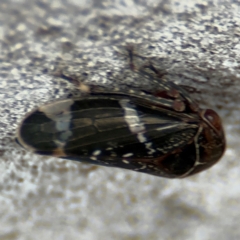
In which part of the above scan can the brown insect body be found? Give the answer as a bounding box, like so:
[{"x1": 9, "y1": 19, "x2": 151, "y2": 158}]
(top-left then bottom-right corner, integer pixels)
[{"x1": 16, "y1": 58, "x2": 226, "y2": 178}]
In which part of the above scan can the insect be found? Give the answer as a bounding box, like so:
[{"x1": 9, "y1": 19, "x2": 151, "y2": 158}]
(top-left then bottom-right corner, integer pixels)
[{"x1": 16, "y1": 58, "x2": 226, "y2": 178}]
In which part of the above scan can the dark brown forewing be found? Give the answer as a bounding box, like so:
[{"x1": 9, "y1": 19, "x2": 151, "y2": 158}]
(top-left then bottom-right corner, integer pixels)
[{"x1": 17, "y1": 96, "x2": 199, "y2": 170}]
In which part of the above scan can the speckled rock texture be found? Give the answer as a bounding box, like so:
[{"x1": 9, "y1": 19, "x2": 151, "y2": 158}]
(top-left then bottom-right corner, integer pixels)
[{"x1": 0, "y1": 0, "x2": 239, "y2": 239}]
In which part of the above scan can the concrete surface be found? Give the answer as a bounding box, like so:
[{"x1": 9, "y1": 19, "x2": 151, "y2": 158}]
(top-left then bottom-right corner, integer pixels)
[{"x1": 0, "y1": 0, "x2": 239, "y2": 239}]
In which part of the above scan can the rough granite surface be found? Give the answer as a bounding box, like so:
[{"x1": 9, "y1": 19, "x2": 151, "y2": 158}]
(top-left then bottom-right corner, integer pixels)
[{"x1": 0, "y1": 0, "x2": 239, "y2": 240}]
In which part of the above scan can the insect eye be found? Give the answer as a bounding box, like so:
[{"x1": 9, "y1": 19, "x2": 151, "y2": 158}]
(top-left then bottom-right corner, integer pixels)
[{"x1": 203, "y1": 109, "x2": 223, "y2": 133}]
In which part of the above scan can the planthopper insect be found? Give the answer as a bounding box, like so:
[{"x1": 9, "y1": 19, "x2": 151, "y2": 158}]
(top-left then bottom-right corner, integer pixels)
[
  {"x1": 16, "y1": 85, "x2": 226, "y2": 178},
  {"x1": 16, "y1": 60, "x2": 225, "y2": 178}
]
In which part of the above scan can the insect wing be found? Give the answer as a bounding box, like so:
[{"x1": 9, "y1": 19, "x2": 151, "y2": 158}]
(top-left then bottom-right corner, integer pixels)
[{"x1": 17, "y1": 95, "x2": 200, "y2": 178}]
